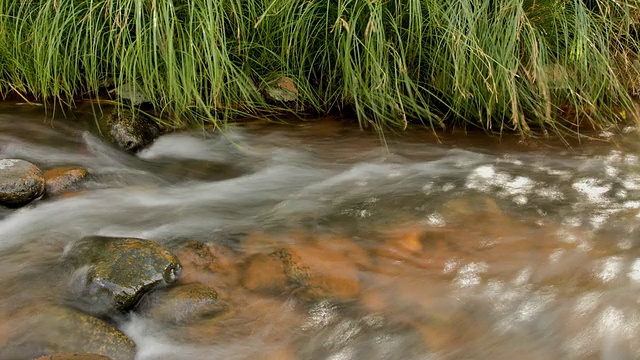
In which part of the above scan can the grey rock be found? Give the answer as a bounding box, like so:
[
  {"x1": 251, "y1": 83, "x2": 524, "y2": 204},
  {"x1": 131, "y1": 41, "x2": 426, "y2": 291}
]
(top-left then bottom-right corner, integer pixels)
[{"x1": 0, "y1": 159, "x2": 45, "y2": 207}]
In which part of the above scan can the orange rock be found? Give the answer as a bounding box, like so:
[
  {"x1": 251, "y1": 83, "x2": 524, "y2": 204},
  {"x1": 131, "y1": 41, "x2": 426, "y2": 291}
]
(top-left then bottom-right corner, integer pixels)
[
  {"x1": 60, "y1": 191, "x2": 86, "y2": 199},
  {"x1": 242, "y1": 252, "x2": 289, "y2": 293},
  {"x1": 44, "y1": 167, "x2": 88, "y2": 195},
  {"x1": 289, "y1": 243, "x2": 361, "y2": 300},
  {"x1": 241, "y1": 239, "x2": 361, "y2": 300},
  {"x1": 180, "y1": 289, "x2": 303, "y2": 346},
  {"x1": 174, "y1": 241, "x2": 240, "y2": 293},
  {"x1": 259, "y1": 345, "x2": 297, "y2": 360},
  {"x1": 315, "y1": 234, "x2": 371, "y2": 269},
  {"x1": 241, "y1": 230, "x2": 310, "y2": 255},
  {"x1": 376, "y1": 229, "x2": 424, "y2": 261}
]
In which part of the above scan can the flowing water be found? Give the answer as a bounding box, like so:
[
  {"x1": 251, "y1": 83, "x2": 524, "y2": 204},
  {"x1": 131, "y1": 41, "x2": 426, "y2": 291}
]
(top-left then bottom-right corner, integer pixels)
[{"x1": 2, "y1": 102, "x2": 640, "y2": 359}]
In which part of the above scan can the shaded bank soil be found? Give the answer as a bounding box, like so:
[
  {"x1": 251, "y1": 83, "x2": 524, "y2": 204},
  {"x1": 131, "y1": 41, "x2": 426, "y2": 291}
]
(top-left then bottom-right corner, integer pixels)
[{"x1": 1, "y1": 0, "x2": 639, "y2": 135}]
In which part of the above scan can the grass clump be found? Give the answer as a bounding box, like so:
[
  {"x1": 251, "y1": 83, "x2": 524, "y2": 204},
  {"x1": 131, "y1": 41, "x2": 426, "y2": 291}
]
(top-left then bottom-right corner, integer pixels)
[{"x1": 0, "y1": 0, "x2": 638, "y2": 135}]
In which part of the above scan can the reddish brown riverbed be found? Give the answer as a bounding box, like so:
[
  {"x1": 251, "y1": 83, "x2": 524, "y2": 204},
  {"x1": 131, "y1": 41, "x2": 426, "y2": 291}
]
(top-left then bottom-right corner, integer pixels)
[{"x1": 0, "y1": 102, "x2": 639, "y2": 359}]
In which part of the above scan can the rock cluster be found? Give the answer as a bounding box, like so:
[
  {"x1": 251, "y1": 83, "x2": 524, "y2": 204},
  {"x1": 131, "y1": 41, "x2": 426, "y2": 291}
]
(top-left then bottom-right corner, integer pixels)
[
  {"x1": 2, "y1": 236, "x2": 190, "y2": 360},
  {"x1": 0, "y1": 160, "x2": 89, "y2": 208}
]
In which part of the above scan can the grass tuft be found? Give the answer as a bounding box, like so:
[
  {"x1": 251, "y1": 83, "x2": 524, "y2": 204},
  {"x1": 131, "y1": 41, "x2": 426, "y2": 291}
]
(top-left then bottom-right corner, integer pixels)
[{"x1": 0, "y1": 0, "x2": 639, "y2": 135}]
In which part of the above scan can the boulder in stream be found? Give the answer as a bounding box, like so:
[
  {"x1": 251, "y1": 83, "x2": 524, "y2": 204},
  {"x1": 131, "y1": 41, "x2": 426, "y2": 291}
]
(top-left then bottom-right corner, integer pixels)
[
  {"x1": 99, "y1": 107, "x2": 160, "y2": 152},
  {"x1": 0, "y1": 159, "x2": 45, "y2": 207},
  {"x1": 0, "y1": 305, "x2": 135, "y2": 360},
  {"x1": 64, "y1": 236, "x2": 181, "y2": 316}
]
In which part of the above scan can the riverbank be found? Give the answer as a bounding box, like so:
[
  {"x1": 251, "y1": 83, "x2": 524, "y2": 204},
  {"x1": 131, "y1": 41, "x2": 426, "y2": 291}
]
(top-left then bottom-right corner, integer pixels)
[{"x1": 1, "y1": 0, "x2": 639, "y2": 135}]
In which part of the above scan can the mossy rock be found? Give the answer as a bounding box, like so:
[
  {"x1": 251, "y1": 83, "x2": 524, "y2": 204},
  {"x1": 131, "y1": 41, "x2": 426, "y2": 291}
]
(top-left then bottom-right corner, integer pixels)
[
  {"x1": 64, "y1": 236, "x2": 181, "y2": 315},
  {"x1": 99, "y1": 107, "x2": 160, "y2": 152},
  {"x1": 138, "y1": 283, "x2": 227, "y2": 325},
  {"x1": 1, "y1": 306, "x2": 135, "y2": 360},
  {"x1": 265, "y1": 77, "x2": 298, "y2": 102},
  {"x1": 0, "y1": 159, "x2": 45, "y2": 207}
]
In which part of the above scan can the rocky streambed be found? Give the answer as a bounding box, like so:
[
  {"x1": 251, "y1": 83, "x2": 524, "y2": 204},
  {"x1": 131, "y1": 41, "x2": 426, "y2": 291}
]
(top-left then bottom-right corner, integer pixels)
[{"x1": 2, "y1": 103, "x2": 640, "y2": 359}]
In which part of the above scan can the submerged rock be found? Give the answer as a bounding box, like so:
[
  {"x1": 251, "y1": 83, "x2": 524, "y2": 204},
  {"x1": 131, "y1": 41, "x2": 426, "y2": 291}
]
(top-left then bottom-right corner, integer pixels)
[
  {"x1": 0, "y1": 306, "x2": 135, "y2": 360},
  {"x1": 242, "y1": 251, "x2": 289, "y2": 293},
  {"x1": 0, "y1": 159, "x2": 45, "y2": 207},
  {"x1": 174, "y1": 240, "x2": 240, "y2": 291},
  {"x1": 44, "y1": 167, "x2": 88, "y2": 196},
  {"x1": 242, "y1": 240, "x2": 361, "y2": 300},
  {"x1": 99, "y1": 107, "x2": 160, "y2": 152},
  {"x1": 64, "y1": 236, "x2": 181, "y2": 315},
  {"x1": 33, "y1": 353, "x2": 113, "y2": 360},
  {"x1": 138, "y1": 283, "x2": 227, "y2": 325}
]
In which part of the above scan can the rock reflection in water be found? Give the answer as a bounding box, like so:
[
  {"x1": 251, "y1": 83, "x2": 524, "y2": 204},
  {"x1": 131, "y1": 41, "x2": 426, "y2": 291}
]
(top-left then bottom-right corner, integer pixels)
[{"x1": 1, "y1": 104, "x2": 640, "y2": 359}]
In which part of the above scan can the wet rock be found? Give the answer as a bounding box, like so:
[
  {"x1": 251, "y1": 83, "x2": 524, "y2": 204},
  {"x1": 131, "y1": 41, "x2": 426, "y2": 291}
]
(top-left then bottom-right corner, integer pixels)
[
  {"x1": 242, "y1": 240, "x2": 361, "y2": 300},
  {"x1": 64, "y1": 236, "x2": 181, "y2": 315},
  {"x1": 0, "y1": 306, "x2": 135, "y2": 360},
  {"x1": 243, "y1": 252, "x2": 289, "y2": 293},
  {"x1": 44, "y1": 167, "x2": 88, "y2": 195},
  {"x1": 0, "y1": 159, "x2": 45, "y2": 207},
  {"x1": 33, "y1": 353, "x2": 113, "y2": 360},
  {"x1": 265, "y1": 77, "x2": 298, "y2": 102},
  {"x1": 376, "y1": 228, "x2": 425, "y2": 262},
  {"x1": 99, "y1": 107, "x2": 160, "y2": 152},
  {"x1": 138, "y1": 283, "x2": 227, "y2": 325}
]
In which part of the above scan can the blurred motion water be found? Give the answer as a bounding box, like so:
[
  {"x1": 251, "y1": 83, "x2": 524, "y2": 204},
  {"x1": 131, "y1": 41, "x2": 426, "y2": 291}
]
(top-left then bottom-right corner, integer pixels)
[{"x1": 1, "y1": 102, "x2": 640, "y2": 359}]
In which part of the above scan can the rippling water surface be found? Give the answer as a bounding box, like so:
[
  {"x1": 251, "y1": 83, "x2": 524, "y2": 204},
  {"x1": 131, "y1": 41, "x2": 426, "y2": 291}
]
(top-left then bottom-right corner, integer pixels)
[{"x1": 2, "y1": 103, "x2": 640, "y2": 359}]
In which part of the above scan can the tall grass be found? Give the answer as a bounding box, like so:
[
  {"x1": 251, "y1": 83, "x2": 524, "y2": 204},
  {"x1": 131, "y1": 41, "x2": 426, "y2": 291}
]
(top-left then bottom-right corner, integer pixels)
[{"x1": 0, "y1": 0, "x2": 638, "y2": 134}]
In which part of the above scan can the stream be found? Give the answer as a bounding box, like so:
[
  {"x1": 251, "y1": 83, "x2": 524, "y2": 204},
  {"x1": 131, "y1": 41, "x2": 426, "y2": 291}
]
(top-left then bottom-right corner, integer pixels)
[{"x1": 1, "y1": 102, "x2": 640, "y2": 359}]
